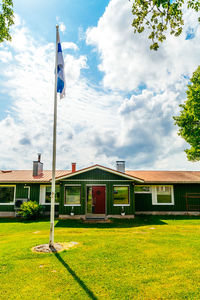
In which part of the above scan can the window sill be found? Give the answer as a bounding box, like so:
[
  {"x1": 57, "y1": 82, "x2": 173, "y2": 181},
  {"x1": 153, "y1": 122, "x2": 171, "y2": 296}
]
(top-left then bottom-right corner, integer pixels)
[
  {"x1": 0, "y1": 203, "x2": 14, "y2": 205},
  {"x1": 64, "y1": 204, "x2": 81, "y2": 207},
  {"x1": 41, "y1": 203, "x2": 59, "y2": 205},
  {"x1": 152, "y1": 203, "x2": 174, "y2": 205},
  {"x1": 113, "y1": 204, "x2": 130, "y2": 207},
  {"x1": 134, "y1": 192, "x2": 151, "y2": 194}
]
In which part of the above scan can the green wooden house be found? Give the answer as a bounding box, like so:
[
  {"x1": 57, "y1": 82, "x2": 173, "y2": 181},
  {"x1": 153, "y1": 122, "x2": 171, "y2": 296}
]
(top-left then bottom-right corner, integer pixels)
[{"x1": 0, "y1": 156, "x2": 200, "y2": 218}]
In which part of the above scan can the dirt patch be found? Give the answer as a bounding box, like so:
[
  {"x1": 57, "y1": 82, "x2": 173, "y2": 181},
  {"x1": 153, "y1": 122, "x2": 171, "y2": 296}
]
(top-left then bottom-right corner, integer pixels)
[{"x1": 32, "y1": 242, "x2": 78, "y2": 253}]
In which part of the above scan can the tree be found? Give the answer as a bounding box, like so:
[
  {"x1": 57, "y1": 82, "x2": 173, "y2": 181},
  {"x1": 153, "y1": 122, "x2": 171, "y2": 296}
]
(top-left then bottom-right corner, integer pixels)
[
  {"x1": 131, "y1": 0, "x2": 200, "y2": 50},
  {"x1": 0, "y1": 0, "x2": 14, "y2": 43},
  {"x1": 174, "y1": 66, "x2": 200, "y2": 161}
]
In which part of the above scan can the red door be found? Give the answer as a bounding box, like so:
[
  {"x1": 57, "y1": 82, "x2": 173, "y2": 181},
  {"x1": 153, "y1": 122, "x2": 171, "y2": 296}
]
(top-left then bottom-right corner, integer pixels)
[{"x1": 92, "y1": 186, "x2": 106, "y2": 214}]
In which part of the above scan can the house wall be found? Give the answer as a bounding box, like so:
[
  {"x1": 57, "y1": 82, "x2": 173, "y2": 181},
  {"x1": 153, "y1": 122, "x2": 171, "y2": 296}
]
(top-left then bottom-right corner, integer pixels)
[
  {"x1": 0, "y1": 183, "x2": 40, "y2": 213},
  {"x1": 135, "y1": 183, "x2": 200, "y2": 212},
  {"x1": 59, "y1": 168, "x2": 135, "y2": 216}
]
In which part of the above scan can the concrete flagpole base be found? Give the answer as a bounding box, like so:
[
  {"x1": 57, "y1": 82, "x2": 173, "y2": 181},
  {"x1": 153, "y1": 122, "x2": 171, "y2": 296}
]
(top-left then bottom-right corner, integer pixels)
[{"x1": 32, "y1": 242, "x2": 78, "y2": 253}]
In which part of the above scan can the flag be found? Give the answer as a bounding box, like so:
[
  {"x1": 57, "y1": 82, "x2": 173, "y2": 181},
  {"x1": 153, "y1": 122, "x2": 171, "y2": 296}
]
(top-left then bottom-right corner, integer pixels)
[{"x1": 57, "y1": 29, "x2": 65, "y2": 99}]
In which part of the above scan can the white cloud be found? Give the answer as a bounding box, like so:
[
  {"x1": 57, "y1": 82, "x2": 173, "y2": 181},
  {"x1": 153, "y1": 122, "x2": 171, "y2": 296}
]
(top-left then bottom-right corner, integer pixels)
[
  {"x1": 0, "y1": 50, "x2": 12, "y2": 62},
  {"x1": 62, "y1": 42, "x2": 78, "y2": 51},
  {"x1": 59, "y1": 22, "x2": 66, "y2": 33},
  {"x1": 86, "y1": 0, "x2": 200, "y2": 92},
  {"x1": 0, "y1": 19, "x2": 121, "y2": 170}
]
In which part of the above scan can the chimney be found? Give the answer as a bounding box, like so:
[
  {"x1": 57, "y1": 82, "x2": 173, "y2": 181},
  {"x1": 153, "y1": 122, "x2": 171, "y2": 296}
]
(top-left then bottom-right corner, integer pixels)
[
  {"x1": 116, "y1": 161, "x2": 125, "y2": 173},
  {"x1": 72, "y1": 162, "x2": 76, "y2": 173},
  {"x1": 33, "y1": 153, "x2": 43, "y2": 176}
]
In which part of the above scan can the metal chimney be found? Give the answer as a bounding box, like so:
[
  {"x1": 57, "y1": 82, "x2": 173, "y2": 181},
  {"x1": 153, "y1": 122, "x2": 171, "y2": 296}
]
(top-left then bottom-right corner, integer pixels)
[
  {"x1": 116, "y1": 161, "x2": 125, "y2": 173},
  {"x1": 33, "y1": 153, "x2": 43, "y2": 176}
]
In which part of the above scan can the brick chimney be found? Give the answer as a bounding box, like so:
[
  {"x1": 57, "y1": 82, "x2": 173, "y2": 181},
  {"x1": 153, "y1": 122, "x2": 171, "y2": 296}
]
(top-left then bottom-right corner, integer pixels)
[
  {"x1": 33, "y1": 153, "x2": 43, "y2": 176},
  {"x1": 72, "y1": 162, "x2": 76, "y2": 173}
]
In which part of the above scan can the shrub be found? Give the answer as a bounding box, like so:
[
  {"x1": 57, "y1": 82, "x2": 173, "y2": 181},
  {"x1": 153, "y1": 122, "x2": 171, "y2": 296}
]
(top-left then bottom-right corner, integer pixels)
[{"x1": 18, "y1": 201, "x2": 43, "y2": 220}]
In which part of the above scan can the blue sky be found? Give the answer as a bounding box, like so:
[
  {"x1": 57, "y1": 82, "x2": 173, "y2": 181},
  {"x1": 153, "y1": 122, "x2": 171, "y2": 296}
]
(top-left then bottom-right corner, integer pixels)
[{"x1": 0, "y1": 0, "x2": 200, "y2": 170}]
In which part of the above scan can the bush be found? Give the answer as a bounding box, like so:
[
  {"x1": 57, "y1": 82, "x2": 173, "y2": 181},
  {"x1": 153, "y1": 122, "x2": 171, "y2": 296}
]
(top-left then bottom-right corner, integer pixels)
[{"x1": 18, "y1": 201, "x2": 43, "y2": 220}]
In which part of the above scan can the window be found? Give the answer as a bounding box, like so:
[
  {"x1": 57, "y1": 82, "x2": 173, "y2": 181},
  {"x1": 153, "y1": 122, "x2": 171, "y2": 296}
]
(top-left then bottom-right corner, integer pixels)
[
  {"x1": 152, "y1": 186, "x2": 174, "y2": 205},
  {"x1": 40, "y1": 185, "x2": 60, "y2": 204},
  {"x1": 134, "y1": 185, "x2": 151, "y2": 193},
  {"x1": 65, "y1": 186, "x2": 81, "y2": 206},
  {"x1": 0, "y1": 186, "x2": 15, "y2": 204},
  {"x1": 113, "y1": 186, "x2": 129, "y2": 206},
  {"x1": 45, "y1": 186, "x2": 60, "y2": 204}
]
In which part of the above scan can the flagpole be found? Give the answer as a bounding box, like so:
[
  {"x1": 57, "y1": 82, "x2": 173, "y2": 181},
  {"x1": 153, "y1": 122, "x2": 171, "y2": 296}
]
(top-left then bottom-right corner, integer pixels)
[{"x1": 49, "y1": 25, "x2": 59, "y2": 247}]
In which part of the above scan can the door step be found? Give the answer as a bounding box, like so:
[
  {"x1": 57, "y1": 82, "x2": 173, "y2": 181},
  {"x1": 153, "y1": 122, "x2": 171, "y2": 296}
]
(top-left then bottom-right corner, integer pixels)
[
  {"x1": 86, "y1": 214, "x2": 106, "y2": 219},
  {"x1": 83, "y1": 219, "x2": 111, "y2": 224}
]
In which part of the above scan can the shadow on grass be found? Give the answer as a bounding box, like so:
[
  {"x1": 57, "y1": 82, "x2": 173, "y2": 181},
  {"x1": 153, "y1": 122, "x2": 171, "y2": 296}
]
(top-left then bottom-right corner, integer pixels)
[
  {"x1": 0, "y1": 215, "x2": 199, "y2": 227},
  {"x1": 55, "y1": 216, "x2": 168, "y2": 229},
  {"x1": 0, "y1": 217, "x2": 51, "y2": 224},
  {"x1": 53, "y1": 251, "x2": 97, "y2": 300}
]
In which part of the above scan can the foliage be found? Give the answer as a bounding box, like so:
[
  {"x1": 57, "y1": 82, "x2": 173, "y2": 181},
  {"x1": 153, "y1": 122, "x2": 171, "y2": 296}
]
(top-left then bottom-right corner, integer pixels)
[
  {"x1": 17, "y1": 201, "x2": 43, "y2": 220},
  {"x1": 174, "y1": 66, "x2": 200, "y2": 161},
  {"x1": 131, "y1": 0, "x2": 200, "y2": 50},
  {"x1": 0, "y1": 0, "x2": 14, "y2": 43}
]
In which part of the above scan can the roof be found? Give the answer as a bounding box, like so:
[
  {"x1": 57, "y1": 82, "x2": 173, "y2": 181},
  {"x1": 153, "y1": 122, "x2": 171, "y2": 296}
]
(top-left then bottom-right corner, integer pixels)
[
  {"x1": 0, "y1": 170, "x2": 70, "y2": 183},
  {"x1": 0, "y1": 168, "x2": 200, "y2": 183},
  {"x1": 126, "y1": 171, "x2": 200, "y2": 183}
]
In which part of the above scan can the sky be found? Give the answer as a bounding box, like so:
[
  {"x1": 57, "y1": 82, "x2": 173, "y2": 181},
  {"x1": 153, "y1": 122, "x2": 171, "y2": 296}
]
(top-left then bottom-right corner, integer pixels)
[{"x1": 0, "y1": 0, "x2": 200, "y2": 171}]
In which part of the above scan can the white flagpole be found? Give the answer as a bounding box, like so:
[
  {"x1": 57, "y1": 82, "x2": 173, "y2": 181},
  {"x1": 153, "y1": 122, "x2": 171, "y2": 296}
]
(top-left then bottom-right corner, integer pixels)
[{"x1": 49, "y1": 25, "x2": 59, "y2": 247}]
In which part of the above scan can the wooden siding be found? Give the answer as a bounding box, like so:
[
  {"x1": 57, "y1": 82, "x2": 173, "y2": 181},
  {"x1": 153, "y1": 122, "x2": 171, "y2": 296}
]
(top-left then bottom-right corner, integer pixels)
[
  {"x1": 0, "y1": 183, "x2": 40, "y2": 212},
  {"x1": 135, "y1": 183, "x2": 200, "y2": 212},
  {"x1": 59, "y1": 174, "x2": 134, "y2": 216},
  {"x1": 64, "y1": 168, "x2": 134, "y2": 181}
]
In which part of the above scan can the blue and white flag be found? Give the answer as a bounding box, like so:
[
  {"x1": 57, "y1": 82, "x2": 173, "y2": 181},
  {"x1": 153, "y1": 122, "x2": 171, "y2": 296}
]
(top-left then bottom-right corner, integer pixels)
[{"x1": 57, "y1": 30, "x2": 65, "y2": 99}]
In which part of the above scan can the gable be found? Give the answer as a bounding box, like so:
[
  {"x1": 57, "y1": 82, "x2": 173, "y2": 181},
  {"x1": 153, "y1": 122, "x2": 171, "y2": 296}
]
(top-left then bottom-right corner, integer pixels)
[{"x1": 58, "y1": 166, "x2": 143, "y2": 182}]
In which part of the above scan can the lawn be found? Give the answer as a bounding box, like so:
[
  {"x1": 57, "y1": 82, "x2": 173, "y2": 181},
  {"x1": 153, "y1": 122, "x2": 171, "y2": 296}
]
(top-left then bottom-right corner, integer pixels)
[{"x1": 0, "y1": 216, "x2": 200, "y2": 300}]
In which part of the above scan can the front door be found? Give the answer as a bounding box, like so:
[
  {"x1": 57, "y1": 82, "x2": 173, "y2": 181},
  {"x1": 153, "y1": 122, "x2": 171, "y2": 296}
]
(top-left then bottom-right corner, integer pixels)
[
  {"x1": 92, "y1": 186, "x2": 106, "y2": 214},
  {"x1": 87, "y1": 186, "x2": 106, "y2": 214}
]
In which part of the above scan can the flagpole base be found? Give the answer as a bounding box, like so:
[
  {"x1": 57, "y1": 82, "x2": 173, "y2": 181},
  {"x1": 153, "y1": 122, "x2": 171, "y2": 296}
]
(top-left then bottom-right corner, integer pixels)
[{"x1": 32, "y1": 242, "x2": 79, "y2": 253}]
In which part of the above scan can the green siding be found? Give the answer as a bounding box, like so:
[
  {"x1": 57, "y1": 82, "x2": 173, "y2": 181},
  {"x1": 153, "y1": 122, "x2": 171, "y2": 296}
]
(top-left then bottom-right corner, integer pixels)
[
  {"x1": 135, "y1": 184, "x2": 200, "y2": 212},
  {"x1": 65, "y1": 168, "x2": 133, "y2": 181},
  {"x1": 0, "y1": 183, "x2": 40, "y2": 212},
  {"x1": 59, "y1": 180, "x2": 134, "y2": 216},
  {"x1": 58, "y1": 168, "x2": 135, "y2": 216}
]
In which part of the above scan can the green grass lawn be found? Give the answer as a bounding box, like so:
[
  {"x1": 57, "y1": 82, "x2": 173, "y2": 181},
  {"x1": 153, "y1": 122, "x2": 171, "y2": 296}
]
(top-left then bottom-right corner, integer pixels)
[{"x1": 0, "y1": 216, "x2": 200, "y2": 300}]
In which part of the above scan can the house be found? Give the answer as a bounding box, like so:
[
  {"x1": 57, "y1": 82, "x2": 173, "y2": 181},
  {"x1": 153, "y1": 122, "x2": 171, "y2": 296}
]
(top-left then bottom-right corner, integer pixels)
[{"x1": 0, "y1": 155, "x2": 200, "y2": 218}]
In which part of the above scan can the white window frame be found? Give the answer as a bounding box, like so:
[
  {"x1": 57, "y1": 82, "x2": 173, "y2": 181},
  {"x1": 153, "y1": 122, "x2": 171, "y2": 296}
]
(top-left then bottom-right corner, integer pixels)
[
  {"x1": 152, "y1": 185, "x2": 174, "y2": 205},
  {"x1": 113, "y1": 185, "x2": 130, "y2": 207},
  {"x1": 134, "y1": 185, "x2": 152, "y2": 194},
  {"x1": 0, "y1": 185, "x2": 16, "y2": 205},
  {"x1": 64, "y1": 184, "x2": 81, "y2": 207},
  {"x1": 39, "y1": 185, "x2": 59, "y2": 205}
]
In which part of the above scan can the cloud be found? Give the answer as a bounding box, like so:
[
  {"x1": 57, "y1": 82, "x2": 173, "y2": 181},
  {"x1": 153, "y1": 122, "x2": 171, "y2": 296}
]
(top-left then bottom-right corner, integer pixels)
[
  {"x1": 86, "y1": 0, "x2": 200, "y2": 92},
  {"x1": 0, "y1": 18, "x2": 122, "y2": 170},
  {"x1": 62, "y1": 42, "x2": 78, "y2": 51},
  {"x1": 0, "y1": 50, "x2": 12, "y2": 62},
  {"x1": 59, "y1": 22, "x2": 66, "y2": 33}
]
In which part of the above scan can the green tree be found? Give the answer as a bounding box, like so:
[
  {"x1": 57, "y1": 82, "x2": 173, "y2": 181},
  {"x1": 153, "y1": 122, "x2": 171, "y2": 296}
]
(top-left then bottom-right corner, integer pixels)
[
  {"x1": 0, "y1": 0, "x2": 14, "y2": 43},
  {"x1": 131, "y1": 0, "x2": 200, "y2": 50},
  {"x1": 174, "y1": 66, "x2": 200, "y2": 161}
]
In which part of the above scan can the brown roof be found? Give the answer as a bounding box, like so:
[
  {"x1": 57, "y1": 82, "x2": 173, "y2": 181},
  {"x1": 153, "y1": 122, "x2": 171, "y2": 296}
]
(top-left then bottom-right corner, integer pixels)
[
  {"x1": 0, "y1": 170, "x2": 70, "y2": 183},
  {"x1": 126, "y1": 171, "x2": 200, "y2": 183},
  {"x1": 0, "y1": 168, "x2": 200, "y2": 183}
]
